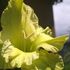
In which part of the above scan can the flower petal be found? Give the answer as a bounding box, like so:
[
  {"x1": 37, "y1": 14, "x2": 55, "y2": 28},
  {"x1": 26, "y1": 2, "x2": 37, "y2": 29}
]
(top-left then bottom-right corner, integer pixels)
[
  {"x1": 33, "y1": 50, "x2": 64, "y2": 70},
  {"x1": 1, "y1": 40, "x2": 39, "y2": 68}
]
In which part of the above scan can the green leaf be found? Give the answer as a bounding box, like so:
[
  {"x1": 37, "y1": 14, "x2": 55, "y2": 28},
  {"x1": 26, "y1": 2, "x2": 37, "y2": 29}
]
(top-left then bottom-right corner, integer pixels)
[
  {"x1": 63, "y1": 51, "x2": 70, "y2": 70},
  {"x1": 64, "y1": 63, "x2": 70, "y2": 70}
]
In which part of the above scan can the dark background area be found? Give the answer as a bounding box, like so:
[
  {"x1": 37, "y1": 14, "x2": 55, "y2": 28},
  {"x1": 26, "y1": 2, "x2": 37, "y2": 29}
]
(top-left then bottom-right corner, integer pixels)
[
  {"x1": 0, "y1": 0, "x2": 9, "y2": 31},
  {"x1": 24, "y1": 0, "x2": 55, "y2": 33}
]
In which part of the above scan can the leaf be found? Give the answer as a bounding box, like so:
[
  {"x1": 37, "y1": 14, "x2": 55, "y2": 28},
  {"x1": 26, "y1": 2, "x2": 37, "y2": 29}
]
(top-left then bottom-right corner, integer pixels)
[{"x1": 63, "y1": 50, "x2": 70, "y2": 70}]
